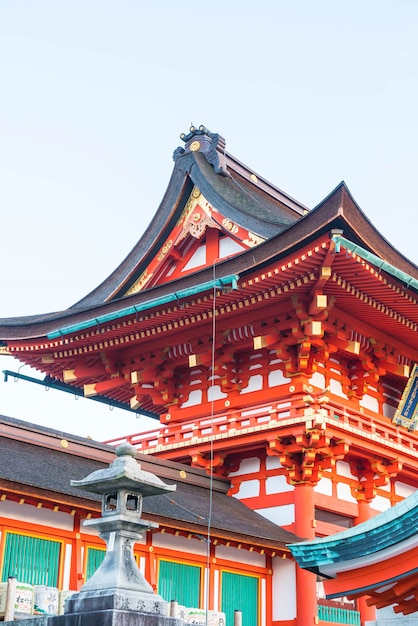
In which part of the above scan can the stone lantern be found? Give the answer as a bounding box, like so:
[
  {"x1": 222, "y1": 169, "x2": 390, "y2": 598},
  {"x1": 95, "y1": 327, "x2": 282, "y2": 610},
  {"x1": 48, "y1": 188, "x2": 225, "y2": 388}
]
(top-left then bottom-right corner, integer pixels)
[{"x1": 65, "y1": 442, "x2": 176, "y2": 618}]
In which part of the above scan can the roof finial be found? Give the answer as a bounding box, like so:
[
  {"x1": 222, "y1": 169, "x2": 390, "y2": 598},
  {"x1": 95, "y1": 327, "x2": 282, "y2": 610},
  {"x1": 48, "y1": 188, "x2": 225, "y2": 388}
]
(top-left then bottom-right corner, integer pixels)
[{"x1": 175, "y1": 125, "x2": 228, "y2": 176}]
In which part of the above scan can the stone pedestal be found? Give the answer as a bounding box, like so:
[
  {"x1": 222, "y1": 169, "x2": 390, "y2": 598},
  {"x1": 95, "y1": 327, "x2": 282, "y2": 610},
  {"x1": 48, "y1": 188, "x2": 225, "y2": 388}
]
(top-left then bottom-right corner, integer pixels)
[{"x1": 2, "y1": 612, "x2": 184, "y2": 626}]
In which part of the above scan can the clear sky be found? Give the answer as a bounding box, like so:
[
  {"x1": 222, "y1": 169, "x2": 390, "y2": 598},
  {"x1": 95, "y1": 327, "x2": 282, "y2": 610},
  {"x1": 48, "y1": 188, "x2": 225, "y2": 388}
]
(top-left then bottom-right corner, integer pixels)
[{"x1": 1, "y1": 0, "x2": 417, "y2": 441}]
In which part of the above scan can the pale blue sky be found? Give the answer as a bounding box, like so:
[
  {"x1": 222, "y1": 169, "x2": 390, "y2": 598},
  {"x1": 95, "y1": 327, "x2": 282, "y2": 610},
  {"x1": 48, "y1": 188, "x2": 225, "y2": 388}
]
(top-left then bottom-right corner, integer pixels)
[{"x1": 1, "y1": 1, "x2": 417, "y2": 439}]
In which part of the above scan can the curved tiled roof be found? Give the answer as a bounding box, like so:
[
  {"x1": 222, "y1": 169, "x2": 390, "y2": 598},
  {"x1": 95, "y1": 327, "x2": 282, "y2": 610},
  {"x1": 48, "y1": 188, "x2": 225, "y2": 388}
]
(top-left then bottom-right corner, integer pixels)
[
  {"x1": 1, "y1": 128, "x2": 418, "y2": 420},
  {"x1": 289, "y1": 490, "x2": 418, "y2": 575},
  {"x1": 0, "y1": 415, "x2": 299, "y2": 551},
  {"x1": 72, "y1": 127, "x2": 307, "y2": 308},
  {"x1": 289, "y1": 490, "x2": 418, "y2": 614}
]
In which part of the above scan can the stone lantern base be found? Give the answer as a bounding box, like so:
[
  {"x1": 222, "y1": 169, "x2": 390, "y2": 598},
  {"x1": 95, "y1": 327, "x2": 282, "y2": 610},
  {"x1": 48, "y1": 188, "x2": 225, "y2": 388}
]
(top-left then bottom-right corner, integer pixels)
[
  {"x1": 2, "y1": 610, "x2": 184, "y2": 626},
  {"x1": 64, "y1": 589, "x2": 169, "y2": 616}
]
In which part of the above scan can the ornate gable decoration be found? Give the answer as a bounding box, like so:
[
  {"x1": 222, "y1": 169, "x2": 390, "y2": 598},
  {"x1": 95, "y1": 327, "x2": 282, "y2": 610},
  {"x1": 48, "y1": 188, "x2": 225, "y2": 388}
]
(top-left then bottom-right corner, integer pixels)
[{"x1": 124, "y1": 187, "x2": 265, "y2": 297}]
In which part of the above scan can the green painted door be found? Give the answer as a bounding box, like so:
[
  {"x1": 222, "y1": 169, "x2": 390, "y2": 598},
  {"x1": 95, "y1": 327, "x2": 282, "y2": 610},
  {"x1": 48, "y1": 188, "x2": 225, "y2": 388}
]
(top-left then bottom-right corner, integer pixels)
[
  {"x1": 221, "y1": 571, "x2": 259, "y2": 626},
  {"x1": 158, "y1": 560, "x2": 201, "y2": 608},
  {"x1": 85, "y1": 546, "x2": 106, "y2": 580},
  {"x1": 1, "y1": 532, "x2": 61, "y2": 586}
]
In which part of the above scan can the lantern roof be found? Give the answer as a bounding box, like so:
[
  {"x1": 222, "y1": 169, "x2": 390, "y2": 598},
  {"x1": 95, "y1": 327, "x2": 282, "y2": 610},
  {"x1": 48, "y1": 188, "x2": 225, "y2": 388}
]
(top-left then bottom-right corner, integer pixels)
[{"x1": 70, "y1": 441, "x2": 176, "y2": 496}]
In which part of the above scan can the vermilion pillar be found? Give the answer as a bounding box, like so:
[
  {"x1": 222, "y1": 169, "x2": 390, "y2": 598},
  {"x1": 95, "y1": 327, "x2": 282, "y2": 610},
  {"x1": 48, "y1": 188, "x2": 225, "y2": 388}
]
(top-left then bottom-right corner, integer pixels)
[
  {"x1": 269, "y1": 399, "x2": 349, "y2": 626},
  {"x1": 69, "y1": 514, "x2": 84, "y2": 591},
  {"x1": 354, "y1": 499, "x2": 376, "y2": 624},
  {"x1": 293, "y1": 482, "x2": 317, "y2": 626},
  {"x1": 350, "y1": 457, "x2": 394, "y2": 626}
]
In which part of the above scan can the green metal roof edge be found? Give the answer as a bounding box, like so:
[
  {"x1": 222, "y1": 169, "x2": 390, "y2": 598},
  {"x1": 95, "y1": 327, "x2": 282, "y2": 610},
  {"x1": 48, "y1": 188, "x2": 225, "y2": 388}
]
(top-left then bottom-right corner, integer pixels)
[
  {"x1": 331, "y1": 233, "x2": 418, "y2": 291},
  {"x1": 47, "y1": 275, "x2": 239, "y2": 340},
  {"x1": 2, "y1": 369, "x2": 159, "y2": 418},
  {"x1": 289, "y1": 488, "x2": 418, "y2": 569}
]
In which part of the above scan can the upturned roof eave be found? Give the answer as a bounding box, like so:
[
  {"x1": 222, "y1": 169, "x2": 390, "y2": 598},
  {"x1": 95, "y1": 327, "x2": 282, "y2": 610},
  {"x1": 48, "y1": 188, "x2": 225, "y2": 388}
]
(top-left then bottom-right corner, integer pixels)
[
  {"x1": 72, "y1": 149, "x2": 306, "y2": 309},
  {"x1": 312, "y1": 181, "x2": 418, "y2": 276},
  {"x1": 289, "y1": 489, "x2": 418, "y2": 573},
  {"x1": 0, "y1": 184, "x2": 417, "y2": 340},
  {"x1": 71, "y1": 165, "x2": 193, "y2": 309}
]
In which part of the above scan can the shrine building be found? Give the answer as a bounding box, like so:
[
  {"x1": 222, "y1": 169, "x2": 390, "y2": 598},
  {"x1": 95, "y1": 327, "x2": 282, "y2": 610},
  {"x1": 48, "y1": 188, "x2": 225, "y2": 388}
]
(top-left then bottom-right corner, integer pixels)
[{"x1": 1, "y1": 125, "x2": 418, "y2": 626}]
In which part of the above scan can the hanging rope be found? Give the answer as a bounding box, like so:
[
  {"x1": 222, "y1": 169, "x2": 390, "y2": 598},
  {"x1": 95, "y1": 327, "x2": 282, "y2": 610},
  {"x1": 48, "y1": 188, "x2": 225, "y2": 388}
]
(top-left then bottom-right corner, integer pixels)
[{"x1": 204, "y1": 259, "x2": 219, "y2": 622}]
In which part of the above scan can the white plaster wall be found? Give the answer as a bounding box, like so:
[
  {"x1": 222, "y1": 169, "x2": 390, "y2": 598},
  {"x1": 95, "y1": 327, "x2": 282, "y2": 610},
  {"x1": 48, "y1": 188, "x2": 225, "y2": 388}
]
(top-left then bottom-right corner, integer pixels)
[
  {"x1": 265, "y1": 455, "x2": 282, "y2": 470},
  {"x1": 214, "y1": 544, "x2": 265, "y2": 568},
  {"x1": 336, "y1": 461, "x2": 355, "y2": 478},
  {"x1": 0, "y1": 500, "x2": 74, "y2": 531},
  {"x1": 240, "y1": 374, "x2": 263, "y2": 394},
  {"x1": 272, "y1": 557, "x2": 296, "y2": 621},
  {"x1": 329, "y1": 378, "x2": 347, "y2": 398},
  {"x1": 268, "y1": 369, "x2": 290, "y2": 388},
  {"x1": 261, "y1": 577, "x2": 266, "y2": 626},
  {"x1": 382, "y1": 403, "x2": 396, "y2": 419},
  {"x1": 183, "y1": 244, "x2": 206, "y2": 270},
  {"x1": 181, "y1": 389, "x2": 202, "y2": 407},
  {"x1": 219, "y1": 237, "x2": 246, "y2": 257},
  {"x1": 314, "y1": 476, "x2": 333, "y2": 496},
  {"x1": 62, "y1": 543, "x2": 72, "y2": 590},
  {"x1": 265, "y1": 475, "x2": 293, "y2": 494},
  {"x1": 207, "y1": 385, "x2": 227, "y2": 401},
  {"x1": 372, "y1": 495, "x2": 391, "y2": 512},
  {"x1": 359, "y1": 394, "x2": 379, "y2": 412},
  {"x1": 395, "y1": 482, "x2": 416, "y2": 498},
  {"x1": 233, "y1": 479, "x2": 260, "y2": 499},
  {"x1": 213, "y1": 570, "x2": 219, "y2": 611},
  {"x1": 255, "y1": 505, "x2": 294, "y2": 526},
  {"x1": 151, "y1": 532, "x2": 208, "y2": 556},
  {"x1": 229, "y1": 457, "x2": 260, "y2": 476},
  {"x1": 336, "y1": 482, "x2": 357, "y2": 504},
  {"x1": 310, "y1": 371, "x2": 326, "y2": 389}
]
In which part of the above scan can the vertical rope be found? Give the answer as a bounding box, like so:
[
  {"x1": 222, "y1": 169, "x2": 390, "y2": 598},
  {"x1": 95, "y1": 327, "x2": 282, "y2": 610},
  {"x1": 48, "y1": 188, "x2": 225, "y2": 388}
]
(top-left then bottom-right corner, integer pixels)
[{"x1": 204, "y1": 260, "x2": 218, "y2": 622}]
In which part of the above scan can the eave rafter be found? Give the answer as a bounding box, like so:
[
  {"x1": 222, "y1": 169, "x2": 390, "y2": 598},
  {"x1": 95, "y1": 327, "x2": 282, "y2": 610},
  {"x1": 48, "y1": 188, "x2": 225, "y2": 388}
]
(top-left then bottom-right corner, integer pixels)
[
  {"x1": 0, "y1": 483, "x2": 99, "y2": 518},
  {"x1": 330, "y1": 272, "x2": 418, "y2": 332},
  {"x1": 154, "y1": 524, "x2": 288, "y2": 558},
  {"x1": 3, "y1": 235, "x2": 418, "y2": 414}
]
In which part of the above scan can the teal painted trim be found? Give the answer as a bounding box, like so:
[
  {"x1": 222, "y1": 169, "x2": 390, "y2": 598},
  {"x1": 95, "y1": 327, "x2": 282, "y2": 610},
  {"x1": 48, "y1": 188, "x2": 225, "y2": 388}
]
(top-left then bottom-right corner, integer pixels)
[
  {"x1": 318, "y1": 605, "x2": 360, "y2": 625},
  {"x1": 47, "y1": 275, "x2": 239, "y2": 340},
  {"x1": 331, "y1": 234, "x2": 418, "y2": 291}
]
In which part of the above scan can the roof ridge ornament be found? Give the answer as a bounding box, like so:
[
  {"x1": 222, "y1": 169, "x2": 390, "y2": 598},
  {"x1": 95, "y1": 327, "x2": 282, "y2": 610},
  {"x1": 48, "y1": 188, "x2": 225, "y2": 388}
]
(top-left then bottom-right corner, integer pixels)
[{"x1": 173, "y1": 124, "x2": 228, "y2": 176}]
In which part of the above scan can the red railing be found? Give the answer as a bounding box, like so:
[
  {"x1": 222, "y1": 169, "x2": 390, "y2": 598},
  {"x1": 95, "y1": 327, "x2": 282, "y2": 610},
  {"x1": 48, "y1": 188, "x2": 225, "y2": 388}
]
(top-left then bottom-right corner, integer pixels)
[{"x1": 105, "y1": 392, "x2": 418, "y2": 460}]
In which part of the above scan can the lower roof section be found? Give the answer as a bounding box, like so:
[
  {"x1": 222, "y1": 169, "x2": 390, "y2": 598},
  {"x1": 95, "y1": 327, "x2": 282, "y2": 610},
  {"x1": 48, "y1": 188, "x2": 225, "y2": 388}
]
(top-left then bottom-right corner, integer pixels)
[
  {"x1": 0, "y1": 414, "x2": 300, "y2": 554},
  {"x1": 289, "y1": 489, "x2": 418, "y2": 574},
  {"x1": 289, "y1": 488, "x2": 418, "y2": 614}
]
